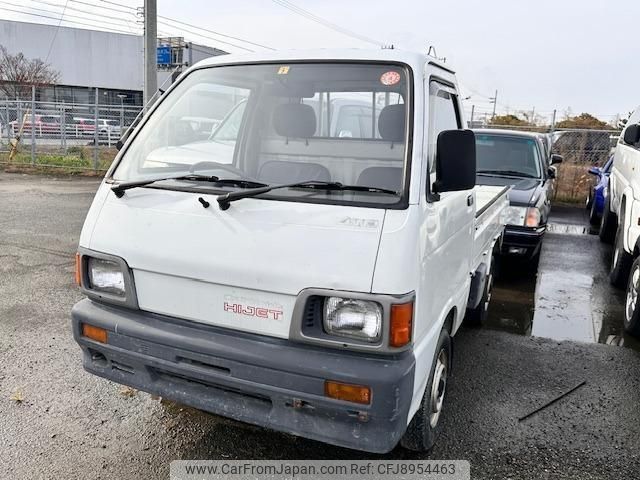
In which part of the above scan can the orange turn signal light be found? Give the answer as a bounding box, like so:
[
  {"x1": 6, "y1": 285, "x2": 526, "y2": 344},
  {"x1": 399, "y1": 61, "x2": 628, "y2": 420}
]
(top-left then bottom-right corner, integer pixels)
[
  {"x1": 82, "y1": 324, "x2": 108, "y2": 344},
  {"x1": 325, "y1": 380, "x2": 371, "y2": 405},
  {"x1": 390, "y1": 302, "x2": 413, "y2": 347},
  {"x1": 74, "y1": 253, "x2": 82, "y2": 287}
]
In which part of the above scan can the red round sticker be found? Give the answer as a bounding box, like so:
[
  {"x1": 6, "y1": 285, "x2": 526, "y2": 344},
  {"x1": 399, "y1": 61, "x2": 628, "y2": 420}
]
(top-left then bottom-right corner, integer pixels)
[{"x1": 380, "y1": 71, "x2": 401, "y2": 86}]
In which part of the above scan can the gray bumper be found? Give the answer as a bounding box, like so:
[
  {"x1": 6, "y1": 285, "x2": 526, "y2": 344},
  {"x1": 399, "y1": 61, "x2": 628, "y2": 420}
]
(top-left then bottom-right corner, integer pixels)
[{"x1": 71, "y1": 299, "x2": 415, "y2": 453}]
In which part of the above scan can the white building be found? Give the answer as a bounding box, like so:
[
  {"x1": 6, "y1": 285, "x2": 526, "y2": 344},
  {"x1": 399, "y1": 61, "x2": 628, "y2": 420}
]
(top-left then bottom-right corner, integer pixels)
[{"x1": 0, "y1": 19, "x2": 226, "y2": 105}]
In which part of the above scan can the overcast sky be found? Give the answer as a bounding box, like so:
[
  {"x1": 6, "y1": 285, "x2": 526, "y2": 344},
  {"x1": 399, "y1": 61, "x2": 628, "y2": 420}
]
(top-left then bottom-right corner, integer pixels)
[{"x1": 4, "y1": 0, "x2": 639, "y2": 123}]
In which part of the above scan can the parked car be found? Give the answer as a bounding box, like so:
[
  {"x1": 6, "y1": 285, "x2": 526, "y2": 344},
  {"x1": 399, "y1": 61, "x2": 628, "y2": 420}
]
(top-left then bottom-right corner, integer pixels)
[
  {"x1": 9, "y1": 113, "x2": 61, "y2": 136},
  {"x1": 68, "y1": 117, "x2": 96, "y2": 136},
  {"x1": 600, "y1": 105, "x2": 640, "y2": 336},
  {"x1": 586, "y1": 155, "x2": 614, "y2": 225},
  {"x1": 71, "y1": 49, "x2": 509, "y2": 454},
  {"x1": 97, "y1": 119, "x2": 122, "y2": 138},
  {"x1": 474, "y1": 129, "x2": 563, "y2": 259}
]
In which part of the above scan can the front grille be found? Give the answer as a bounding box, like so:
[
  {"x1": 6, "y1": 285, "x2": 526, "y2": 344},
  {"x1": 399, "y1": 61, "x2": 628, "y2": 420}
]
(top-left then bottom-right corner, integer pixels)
[{"x1": 303, "y1": 296, "x2": 324, "y2": 328}]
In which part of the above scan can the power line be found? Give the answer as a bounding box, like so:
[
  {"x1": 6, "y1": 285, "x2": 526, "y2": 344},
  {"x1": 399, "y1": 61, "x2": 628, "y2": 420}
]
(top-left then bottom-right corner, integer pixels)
[
  {"x1": 0, "y1": 4, "x2": 137, "y2": 34},
  {"x1": 158, "y1": 19, "x2": 254, "y2": 52},
  {"x1": 44, "y1": 0, "x2": 68, "y2": 62},
  {"x1": 157, "y1": 16, "x2": 274, "y2": 50},
  {"x1": 271, "y1": 0, "x2": 382, "y2": 46},
  {"x1": 16, "y1": 1, "x2": 140, "y2": 32},
  {"x1": 98, "y1": 0, "x2": 273, "y2": 50}
]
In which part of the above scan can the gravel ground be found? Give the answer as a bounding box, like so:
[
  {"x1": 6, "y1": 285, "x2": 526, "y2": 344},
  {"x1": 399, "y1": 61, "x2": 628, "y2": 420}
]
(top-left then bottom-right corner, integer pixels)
[{"x1": 1, "y1": 173, "x2": 639, "y2": 480}]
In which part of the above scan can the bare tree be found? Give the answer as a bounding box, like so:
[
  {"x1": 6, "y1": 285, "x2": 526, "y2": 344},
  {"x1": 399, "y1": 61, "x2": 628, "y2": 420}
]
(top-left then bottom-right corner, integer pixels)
[{"x1": 0, "y1": 45, "x2": 60, "y2": 99}]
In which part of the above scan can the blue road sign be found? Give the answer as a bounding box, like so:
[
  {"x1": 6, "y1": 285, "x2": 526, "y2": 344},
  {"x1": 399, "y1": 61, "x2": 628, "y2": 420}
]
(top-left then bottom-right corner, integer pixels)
[{"x1": 157, "y1": 46, "x2": 171, "y2": 65}]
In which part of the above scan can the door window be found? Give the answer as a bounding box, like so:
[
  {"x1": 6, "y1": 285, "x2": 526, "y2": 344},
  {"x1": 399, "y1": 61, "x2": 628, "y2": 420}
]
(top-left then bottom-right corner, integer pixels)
[{"x1": 428, "y1": 82, "x2": 460, "y2": 175}]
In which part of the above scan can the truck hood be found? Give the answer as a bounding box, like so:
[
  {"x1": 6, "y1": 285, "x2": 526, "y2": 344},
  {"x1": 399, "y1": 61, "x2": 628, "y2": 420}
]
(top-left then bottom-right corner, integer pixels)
[
  {"x1": 476, "y1": 175, "x2": 543, "y2": 206},
  {"x1": 146, "y1": 141, "x2": 234, "y2": 166},
  {"x1": 84, "y1": 186, "x2": 386, "y2": 338}
]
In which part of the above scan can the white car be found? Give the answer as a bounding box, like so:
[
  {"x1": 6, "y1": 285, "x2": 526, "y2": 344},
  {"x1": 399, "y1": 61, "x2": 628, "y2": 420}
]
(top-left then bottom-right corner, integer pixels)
[
  {"x1": 601, "y1": 105, "x2": 640, "y2": 336},
  {"x1": 71, "y1": 49, "x2": 508, "y2": 453}
]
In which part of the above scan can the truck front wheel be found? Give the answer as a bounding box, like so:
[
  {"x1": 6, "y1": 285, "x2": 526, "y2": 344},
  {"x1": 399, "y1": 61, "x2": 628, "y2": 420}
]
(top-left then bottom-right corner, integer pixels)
[
  {"x1": 400, "y1": 328, "x2": 451, "y2": 452},
  {"x1": 624, "y1": 257, "x2": 640, "y2": 336}
]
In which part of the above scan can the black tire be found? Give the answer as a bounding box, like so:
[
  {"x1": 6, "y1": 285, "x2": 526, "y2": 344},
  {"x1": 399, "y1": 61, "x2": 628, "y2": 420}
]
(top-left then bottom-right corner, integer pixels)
[
  {"x1": 599, "y1": 195, "x2": 616, "y2": 244},
  {"x1": 400, "y1": 328, "x2": 451, "y2": 452},
  {"x1": 465, "y1": 261, "x2": 494, "y2": 327},
  {"x1": 586, "y1": 189, "x2": 594, "y2": 210},
  {"x1": 624, "y1": 257, "x2": 640, "y2": 337},
  {"x1": 610, "y1": 217, "x2": 633, "y2": 288},
  {"x1": 588, "y1": 196, "x2": 600, "y2": 226}
]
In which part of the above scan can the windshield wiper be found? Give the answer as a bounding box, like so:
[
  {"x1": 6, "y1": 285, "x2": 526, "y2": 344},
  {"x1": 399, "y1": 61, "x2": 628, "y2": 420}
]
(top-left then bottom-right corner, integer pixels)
[
  {"x1": 111, "y1": 175, "x2": 267, "y2": 197},
  {"x1": 216, "y1": 181, "x2": 397, "y2": 211},
  {"x1": 477, "y1": 170, "x2": 537, "y2": 178}
]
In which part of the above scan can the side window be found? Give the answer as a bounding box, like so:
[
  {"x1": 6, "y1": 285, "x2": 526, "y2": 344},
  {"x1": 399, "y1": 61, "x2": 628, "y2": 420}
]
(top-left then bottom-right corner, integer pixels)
[{"x1": 428, "y1": 82, "x2": 460, "y2": 173}]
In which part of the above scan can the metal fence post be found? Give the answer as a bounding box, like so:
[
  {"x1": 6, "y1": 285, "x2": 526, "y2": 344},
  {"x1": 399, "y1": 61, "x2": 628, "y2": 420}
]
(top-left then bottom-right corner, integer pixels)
[
  {"x1": 551, "y1": 109, "x2": 556, "y2": 134},
  {"x1": 4, "y1": 97, "x2": 8, "y2": 145},
  {"x1": 31, "y1": 86, "x2": 36, "y2": 165},
  {"x1": 60, "y1": 102, "x2": 66, "y2": 152},
  {"x1": 94, "y1": 88, "x2": 99, "y2": 171}
]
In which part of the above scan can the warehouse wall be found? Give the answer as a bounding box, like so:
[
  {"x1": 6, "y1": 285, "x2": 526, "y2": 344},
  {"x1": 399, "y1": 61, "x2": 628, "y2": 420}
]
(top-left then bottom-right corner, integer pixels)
[{"x1": 0, "y1": 19, "x2": 143, "y2": 91}]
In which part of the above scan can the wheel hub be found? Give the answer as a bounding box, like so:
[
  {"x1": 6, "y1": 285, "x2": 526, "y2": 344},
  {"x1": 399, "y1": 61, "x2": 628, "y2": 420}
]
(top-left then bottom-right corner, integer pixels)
[
  {"x1": 429, "y1": 349, "x2": 448, "y2": 428},
  {"x1": 626, "y1": 265, "x2": 639, "y2": 322}
]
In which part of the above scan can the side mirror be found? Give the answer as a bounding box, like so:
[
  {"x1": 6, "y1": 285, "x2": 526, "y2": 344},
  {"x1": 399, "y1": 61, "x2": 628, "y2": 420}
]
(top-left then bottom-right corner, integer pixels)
[
  {"x1": 588, "y1": 166, "x2": 601, "y2": 176},
  {"x1": 550, "y1": 154, "x2": 563, "y2": 165},
  {"x1": 623, "y1": 124, "x2": 640, "y2": 145},
  {"x1": 548, "y1": 166, "x2": 557, "y2": 179},
  {"x1": 434, "y1": 129, "x2": 476, "y2": 193}
]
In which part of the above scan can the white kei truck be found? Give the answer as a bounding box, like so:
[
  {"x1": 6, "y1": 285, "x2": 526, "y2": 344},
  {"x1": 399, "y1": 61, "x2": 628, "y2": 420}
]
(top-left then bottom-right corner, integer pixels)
[
  {"x1": 601, "y1": 105, "x2": 640, "y2": 336},
  {"x1": 71, "y1": 49, "x2": 508, "y2": 453}
]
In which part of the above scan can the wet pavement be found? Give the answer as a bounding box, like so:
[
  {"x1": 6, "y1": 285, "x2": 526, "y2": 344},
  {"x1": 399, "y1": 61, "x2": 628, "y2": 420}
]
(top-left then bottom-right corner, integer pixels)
[
  {"x1": 488, "y1": 205, "x2": 640, "y2": 352},
  {"x1": 1, "y1": 173, "x2": 639, "y2": 480}
]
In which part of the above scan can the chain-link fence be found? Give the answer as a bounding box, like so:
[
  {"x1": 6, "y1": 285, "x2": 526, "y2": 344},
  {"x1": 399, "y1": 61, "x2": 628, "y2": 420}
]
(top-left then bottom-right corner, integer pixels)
[{"x1": 0, "y1": 87, "x2": 142, "y2": 172}]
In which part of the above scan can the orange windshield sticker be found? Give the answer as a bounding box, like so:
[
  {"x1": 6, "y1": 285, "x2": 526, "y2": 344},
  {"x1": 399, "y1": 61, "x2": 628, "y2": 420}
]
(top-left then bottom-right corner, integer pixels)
[
  {"x1": 277, "y1": 66, "x2": 290, "y2": 75},
  {"x1": 380, "y1": 71, "x2": 401, "y2": 86}
]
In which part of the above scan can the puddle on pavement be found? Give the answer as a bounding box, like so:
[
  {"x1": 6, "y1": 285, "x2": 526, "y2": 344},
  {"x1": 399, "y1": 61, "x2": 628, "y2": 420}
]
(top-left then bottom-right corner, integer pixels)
[{"x1": 484, "y1": 221, "x2": 640, "y2": 353}]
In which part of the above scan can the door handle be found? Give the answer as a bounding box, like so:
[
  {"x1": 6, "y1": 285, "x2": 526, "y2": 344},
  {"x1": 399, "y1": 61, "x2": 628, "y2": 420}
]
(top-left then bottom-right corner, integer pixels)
[{"x1": 467, "y1": 194, "x2": 474, "y2": 207}]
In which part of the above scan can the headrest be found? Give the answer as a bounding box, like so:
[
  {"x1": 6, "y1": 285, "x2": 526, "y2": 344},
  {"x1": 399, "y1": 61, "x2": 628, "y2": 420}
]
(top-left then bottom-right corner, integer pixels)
[
  {"x1": 273, "y1": 103, "x2": 316, "y2": 138},
  {"x1": 378, "y1": 104, "x2": 406, "y2": 142},
  {"x1": 357, "y1": 167, "x2": 402, "y2": 192}
]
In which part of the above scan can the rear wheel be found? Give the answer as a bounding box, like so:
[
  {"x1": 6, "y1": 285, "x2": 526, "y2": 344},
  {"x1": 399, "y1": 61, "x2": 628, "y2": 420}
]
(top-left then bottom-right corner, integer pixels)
[
  {"x1": 588, "y1": 196, "x2": 600, "y2": 225},
  {"x1": 610, "y1": 217, "x2": 632, "y2": 288},
  {"x1": 599, "y1": 195, "x2": 616, "y2": 244},
  {"x1": 465, "y1": 262, "x2": 493, "y2": 327},
  {"x1": 401, "y1": 328, "x2": 451, "y2": 452},
  {"x1": 624, "y1": 258, "x2": 640, "y2": 337}
]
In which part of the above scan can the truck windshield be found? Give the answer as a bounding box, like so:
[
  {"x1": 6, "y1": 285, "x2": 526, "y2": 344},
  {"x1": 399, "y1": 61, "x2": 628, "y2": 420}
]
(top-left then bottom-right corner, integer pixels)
[
  {"x1": 111, "y1": 62, "x2": 411, "y2": 207},
  {"x1": 475, "y1": 134, "x2": 542, "y2": 178}
]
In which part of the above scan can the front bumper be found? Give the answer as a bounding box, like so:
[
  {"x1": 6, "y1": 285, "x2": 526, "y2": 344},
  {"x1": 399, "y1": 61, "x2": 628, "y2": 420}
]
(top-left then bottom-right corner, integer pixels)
[
  {"x1": 502, "y1": 225, "x2": 546, "y2": 257},
  {"x1": 71, "y1": 299, "x2": 415, "y2": 453}
]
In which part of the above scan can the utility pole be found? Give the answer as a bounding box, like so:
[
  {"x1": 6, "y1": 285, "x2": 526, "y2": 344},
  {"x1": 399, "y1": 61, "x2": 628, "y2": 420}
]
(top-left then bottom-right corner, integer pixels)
[
  {"x1": 143, "y1": 0, "x2": 157, "y2": 110},
  {"x1": 490, "y1": 89, "x2": 498, "y2": 119},
  {"x1": 530, "y1": 106, "x2": 535, "y2": 125}
]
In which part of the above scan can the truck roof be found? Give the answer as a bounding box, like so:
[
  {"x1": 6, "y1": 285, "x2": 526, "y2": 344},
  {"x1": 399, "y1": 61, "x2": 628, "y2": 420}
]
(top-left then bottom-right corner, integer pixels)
[
  {"x1": 195, "y1": 48, "x2": 453, "y2": 74},
  {"x1": 473, "y1": 128, "x2": 542, "y2": 139}
]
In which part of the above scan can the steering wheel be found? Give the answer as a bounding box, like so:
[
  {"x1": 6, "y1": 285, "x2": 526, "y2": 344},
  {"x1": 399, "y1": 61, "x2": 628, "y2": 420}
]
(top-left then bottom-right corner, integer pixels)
[{"x1": 188, "y1": 161, "x2": 258, "y2": 181}]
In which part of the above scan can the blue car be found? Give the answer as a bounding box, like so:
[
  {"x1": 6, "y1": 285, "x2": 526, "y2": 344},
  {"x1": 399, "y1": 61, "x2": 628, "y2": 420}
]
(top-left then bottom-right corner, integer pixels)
[{"x1": 587, "y1": 155, "x2": 614, "y2": 225}]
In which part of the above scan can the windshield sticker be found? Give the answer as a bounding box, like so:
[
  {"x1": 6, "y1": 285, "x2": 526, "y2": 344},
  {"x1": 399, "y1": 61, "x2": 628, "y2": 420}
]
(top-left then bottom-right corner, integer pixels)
[
  {"x1": 380, "y1": 71, "x2": 401, "y2": 86},
  {"x1": 277, "y1": 66, "x2": 290, "y2": 75}
]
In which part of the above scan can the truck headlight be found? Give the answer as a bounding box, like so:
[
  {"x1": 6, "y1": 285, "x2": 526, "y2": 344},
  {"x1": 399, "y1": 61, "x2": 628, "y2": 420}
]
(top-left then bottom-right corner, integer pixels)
[
  {"x1": 525, "y1": 207, "x2": 541, "y2": 227},
  {"x1": 87, "y1": 258, "x2": 125, "y2": 296},
  {"x1": 323, "y1": 297, "x2": 382, "y2": 342},
  {"x1": 503, "y1": 206, "x2": 527, "y2": 226}
]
